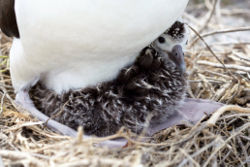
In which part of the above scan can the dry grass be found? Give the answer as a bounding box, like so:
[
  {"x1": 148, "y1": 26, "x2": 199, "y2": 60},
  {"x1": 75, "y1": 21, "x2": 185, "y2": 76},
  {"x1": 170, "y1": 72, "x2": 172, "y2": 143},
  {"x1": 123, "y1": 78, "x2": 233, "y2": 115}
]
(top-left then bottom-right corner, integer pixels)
[{"x1": 0, "y1": 0, "x2": 250, "y2": 166}]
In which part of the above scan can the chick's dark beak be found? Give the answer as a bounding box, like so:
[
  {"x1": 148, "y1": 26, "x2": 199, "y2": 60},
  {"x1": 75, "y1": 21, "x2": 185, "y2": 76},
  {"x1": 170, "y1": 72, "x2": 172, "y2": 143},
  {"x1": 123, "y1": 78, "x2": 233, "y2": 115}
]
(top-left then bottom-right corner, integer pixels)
[{"x1": 169, "y1": 45, "x2": 186, "y2": 74}]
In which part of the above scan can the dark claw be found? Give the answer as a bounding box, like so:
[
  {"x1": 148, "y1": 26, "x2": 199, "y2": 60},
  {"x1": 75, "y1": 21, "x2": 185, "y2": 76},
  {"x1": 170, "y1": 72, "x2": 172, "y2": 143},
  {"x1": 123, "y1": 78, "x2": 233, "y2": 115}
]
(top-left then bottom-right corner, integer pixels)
[
  {"x1": 168, "y1": 45, "x2": 186, "y2": 74},
  {"x1": 118, "y1": 66, "x2": 139, "y2": 83},
  {"x1": 151, "y1": 56, "x2": 163, "y2": 70},
  {"x1": 137, "y1": 47, "x2": 155, "y2": 69}
]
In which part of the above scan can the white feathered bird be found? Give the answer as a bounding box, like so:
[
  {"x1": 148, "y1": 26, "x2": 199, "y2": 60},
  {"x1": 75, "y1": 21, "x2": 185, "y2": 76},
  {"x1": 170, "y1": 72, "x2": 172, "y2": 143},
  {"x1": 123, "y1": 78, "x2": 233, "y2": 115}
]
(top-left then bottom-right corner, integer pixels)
[{"x1": 5, "y1": 0, "x2": 189, "y2": 94}]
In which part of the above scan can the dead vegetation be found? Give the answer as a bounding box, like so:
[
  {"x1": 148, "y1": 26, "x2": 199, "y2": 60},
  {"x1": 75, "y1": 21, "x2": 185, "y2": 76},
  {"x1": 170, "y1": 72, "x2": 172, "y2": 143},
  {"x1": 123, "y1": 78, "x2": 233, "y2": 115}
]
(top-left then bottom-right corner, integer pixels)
[{"x1": 0, "y1": 0, "x2": 250, "y2": 166}]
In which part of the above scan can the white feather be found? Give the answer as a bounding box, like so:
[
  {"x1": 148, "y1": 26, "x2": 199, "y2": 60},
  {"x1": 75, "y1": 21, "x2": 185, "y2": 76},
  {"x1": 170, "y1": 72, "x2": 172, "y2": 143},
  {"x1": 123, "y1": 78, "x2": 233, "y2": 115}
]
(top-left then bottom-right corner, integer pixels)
[{"x1": 11, "y1": 0, "x2": 189, "y2": 94}]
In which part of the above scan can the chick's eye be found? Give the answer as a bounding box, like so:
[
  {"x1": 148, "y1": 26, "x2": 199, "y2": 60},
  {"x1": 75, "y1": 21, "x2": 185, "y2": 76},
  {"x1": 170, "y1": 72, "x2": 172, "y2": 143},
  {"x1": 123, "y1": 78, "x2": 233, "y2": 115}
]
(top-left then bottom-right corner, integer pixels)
[{"x1": 158, "y1": 37, "x2": 165, "y2": 44}]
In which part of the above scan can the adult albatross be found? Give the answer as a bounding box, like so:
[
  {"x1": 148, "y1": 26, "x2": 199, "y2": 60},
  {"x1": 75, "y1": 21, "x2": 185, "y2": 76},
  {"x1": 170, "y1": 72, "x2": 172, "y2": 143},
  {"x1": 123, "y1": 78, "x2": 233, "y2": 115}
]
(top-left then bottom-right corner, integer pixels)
[
  {"x1": 1, "y1": 0, "x2": 223, "y2": 146},
  {"x1": 3, "y1": 0, "x2": 188, "y2": 93}
]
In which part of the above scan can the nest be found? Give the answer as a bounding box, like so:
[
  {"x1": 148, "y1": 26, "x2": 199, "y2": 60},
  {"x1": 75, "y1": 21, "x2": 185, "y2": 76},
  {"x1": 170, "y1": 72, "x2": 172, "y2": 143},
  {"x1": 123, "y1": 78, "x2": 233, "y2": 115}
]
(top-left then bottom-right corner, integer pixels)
[{"x1": 0, "y1": 0, "x2": 250, "y2": 166}]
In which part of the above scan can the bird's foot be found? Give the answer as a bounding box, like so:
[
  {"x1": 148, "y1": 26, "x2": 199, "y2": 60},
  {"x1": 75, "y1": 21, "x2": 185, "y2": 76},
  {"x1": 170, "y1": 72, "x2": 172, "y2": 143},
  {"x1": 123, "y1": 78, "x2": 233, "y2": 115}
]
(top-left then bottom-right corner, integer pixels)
[
  {"x1": 148, "y1": 98, "x2": 224, "y2": 135},
  {"x1": 15, "y1": 90, "x2": 78, "y2": 136}
]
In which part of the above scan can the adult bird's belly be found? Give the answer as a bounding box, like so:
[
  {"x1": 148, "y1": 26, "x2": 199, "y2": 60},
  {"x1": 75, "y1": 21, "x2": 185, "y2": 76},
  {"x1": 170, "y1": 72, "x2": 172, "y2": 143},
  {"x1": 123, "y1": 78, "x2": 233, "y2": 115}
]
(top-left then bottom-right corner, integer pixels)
[{"x1": 14, "y1": 0, "x2": 189, "y2": 93}]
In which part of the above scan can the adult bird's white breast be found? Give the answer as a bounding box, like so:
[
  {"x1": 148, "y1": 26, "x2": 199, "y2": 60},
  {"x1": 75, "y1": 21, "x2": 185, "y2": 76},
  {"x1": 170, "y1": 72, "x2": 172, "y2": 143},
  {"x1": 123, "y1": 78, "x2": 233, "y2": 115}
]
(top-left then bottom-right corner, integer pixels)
[{"x1": 11, "y1": 0, "x2": 189, "y2": 93}]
